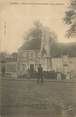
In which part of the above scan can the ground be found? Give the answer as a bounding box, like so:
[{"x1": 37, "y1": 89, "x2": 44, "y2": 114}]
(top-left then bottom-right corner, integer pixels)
[{"x1": 0, "y1": 77, "x2": 76, "y2": 117}]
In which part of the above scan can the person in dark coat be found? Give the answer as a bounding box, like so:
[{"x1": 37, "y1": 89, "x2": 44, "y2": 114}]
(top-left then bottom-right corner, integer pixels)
[
  {"x1": 1, "y1": 66, "x2": 5, "y2": 77},
  {"x1": 37, "y1": 64, "x2": 43, "y2": 83}
]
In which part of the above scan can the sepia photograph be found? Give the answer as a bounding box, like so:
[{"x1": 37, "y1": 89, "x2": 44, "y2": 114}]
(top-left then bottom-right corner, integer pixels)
[{"x1": 0, "y1": 0, "x2": 76, "y2": 117}]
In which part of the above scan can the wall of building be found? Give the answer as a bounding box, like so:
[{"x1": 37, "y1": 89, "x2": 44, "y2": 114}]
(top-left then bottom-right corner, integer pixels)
[
  {"x1": 6, "y1": 62, "x2": 17, "y2": 73},
  {"x1": 52, "y1": 58, "x2": 63, "y2": 72},
  {"x1": 0, "y1": 61, "x2": 17, "y2": 77},
  {"x1": 52, "y1": 57, "x2": 76, "y2": 79},
  {"x1": 17, "y1": 47, "x2": 76, "y2": 78},
  {"x1": 17, "y1": 49, "x2": 40, "y2": 75}
]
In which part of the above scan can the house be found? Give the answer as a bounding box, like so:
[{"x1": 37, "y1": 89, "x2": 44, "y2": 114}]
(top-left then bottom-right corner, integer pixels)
[
  {"x1": 17, "y1": 22, "x2": 76, "y2": 78},
  {"x1": 0, "y1": 53, "x2": 17, "y2": 77},
  {"x1": 17, "y1": 23, "x2": 55, "y2": 76}
]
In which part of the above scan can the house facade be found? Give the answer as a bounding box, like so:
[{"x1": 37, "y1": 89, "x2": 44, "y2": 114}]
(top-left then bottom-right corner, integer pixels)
[
  {"x1": 17, "y1": 44, "x2": 52, "y2": 76},
  {"x1": 17, "y1": 23, "x2": 76, "y2": 78},
  {"x1": 17, "y1": 23, "x2": 57, "y2": 76}
]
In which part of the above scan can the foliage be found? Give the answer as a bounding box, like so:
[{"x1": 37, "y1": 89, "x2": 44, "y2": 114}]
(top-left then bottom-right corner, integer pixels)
[
  {"x1": 64, "y1": 0, "x2": 76, "y2": 37},
  {"x1": 23, "y1": 21, "x2": 57, "y2": 51}
]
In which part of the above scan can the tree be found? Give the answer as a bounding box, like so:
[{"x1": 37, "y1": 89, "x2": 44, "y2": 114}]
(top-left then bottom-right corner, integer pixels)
[
  {"x1": 23, "y1": 21, "x2": 42, "y2": 50},
  {"x1": 24, "y1": 21, "x2": 42, "y2": 41},
  {"x1": 23, "y1": 21, "x2": 57, "y2": 51},
  {"x1": 64, "y1": 0, "x2": 76, "y2": 38}
]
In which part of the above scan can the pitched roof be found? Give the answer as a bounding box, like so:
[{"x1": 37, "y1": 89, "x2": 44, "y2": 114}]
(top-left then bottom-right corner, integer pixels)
[
  {"x1": 20, "y1": 38, "x2": 41, "y2": 50},
  {"x1": 50, "y1": 42, "x2": 76, "y2": 57},
  {"x1": 19, "y1": 39, "x2": 76, "y2": 57}
]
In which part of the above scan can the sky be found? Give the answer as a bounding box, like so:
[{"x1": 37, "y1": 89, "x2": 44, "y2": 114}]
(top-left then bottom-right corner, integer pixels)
[{"x1": 0, "y1": 0, "x2": 76, "y2": 53}]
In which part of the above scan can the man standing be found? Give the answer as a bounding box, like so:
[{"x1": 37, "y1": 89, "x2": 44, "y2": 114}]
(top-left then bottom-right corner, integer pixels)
[
  {"x1": 1, "y1": 60, "x2": 6, "y2": 78},
  {"x1": 37, "y1": 64, "x2": 43, "y2": 83},
  {"x1": 66, "y1": 72, "x2": 71, "y2": 80},
  {"x1": 57, "y1": 72, "x2": 62, "y2": 80}
]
